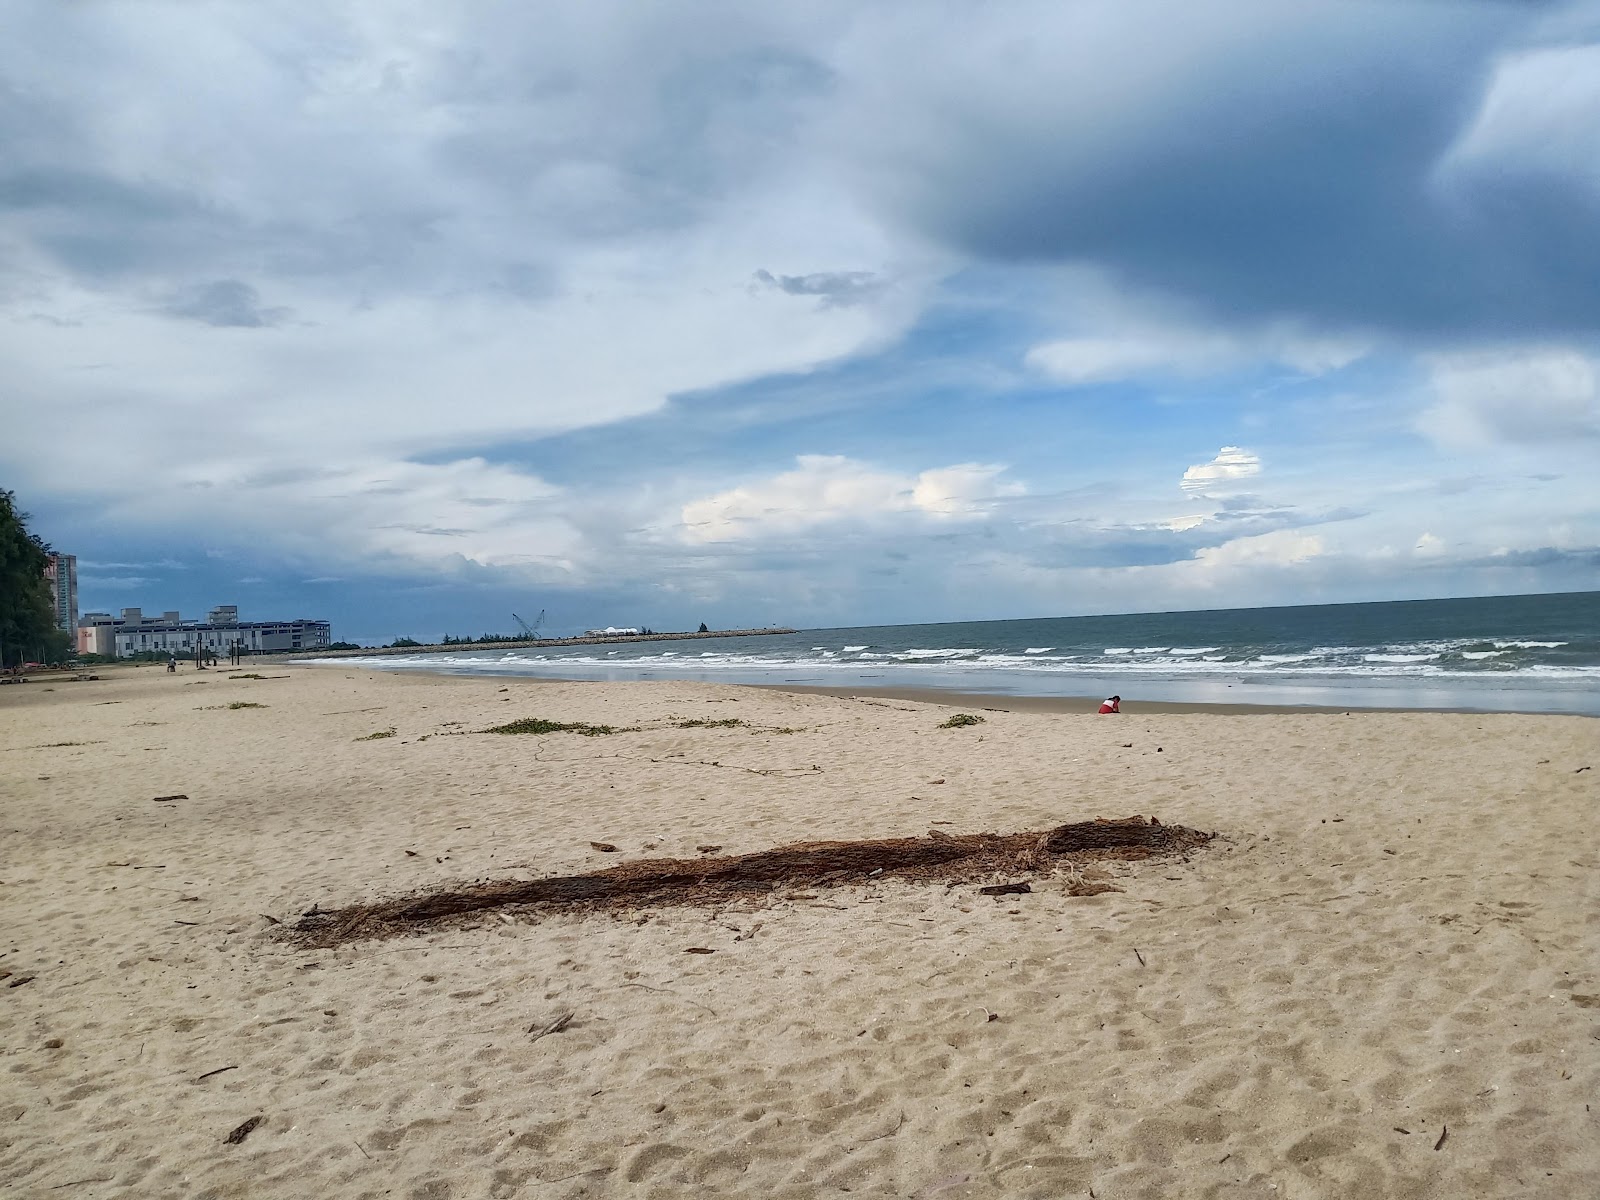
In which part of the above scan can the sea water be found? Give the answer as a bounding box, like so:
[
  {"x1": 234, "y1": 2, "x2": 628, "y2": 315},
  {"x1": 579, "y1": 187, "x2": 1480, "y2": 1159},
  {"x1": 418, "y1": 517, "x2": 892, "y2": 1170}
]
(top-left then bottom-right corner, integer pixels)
[{"x1": 312, "y1": 591, "x2": 1600, "y2": 715}]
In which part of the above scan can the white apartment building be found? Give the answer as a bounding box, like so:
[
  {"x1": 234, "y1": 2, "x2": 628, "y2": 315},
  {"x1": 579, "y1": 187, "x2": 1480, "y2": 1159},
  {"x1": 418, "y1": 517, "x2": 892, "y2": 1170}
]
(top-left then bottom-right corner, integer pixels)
[{"x1": 77, "y1": 605, "x2": 332, "y2": 657}]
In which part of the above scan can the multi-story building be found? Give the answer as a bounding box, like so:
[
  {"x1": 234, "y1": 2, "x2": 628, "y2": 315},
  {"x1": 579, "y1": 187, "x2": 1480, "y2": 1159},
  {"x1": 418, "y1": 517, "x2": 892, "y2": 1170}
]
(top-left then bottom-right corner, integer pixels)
[
  {"x1": 44, "y1": 553, "x2": 78, "y2": 632},
  {"x1": 76, "y1": 605, "x2": 332, "y2": 658}
]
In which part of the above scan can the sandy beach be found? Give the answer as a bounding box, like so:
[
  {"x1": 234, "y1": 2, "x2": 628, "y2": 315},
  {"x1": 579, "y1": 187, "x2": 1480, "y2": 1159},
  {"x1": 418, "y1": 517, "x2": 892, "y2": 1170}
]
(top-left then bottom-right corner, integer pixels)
[{"x1": 1, "y1": 664, "x2": 1595, "y2": 1199}]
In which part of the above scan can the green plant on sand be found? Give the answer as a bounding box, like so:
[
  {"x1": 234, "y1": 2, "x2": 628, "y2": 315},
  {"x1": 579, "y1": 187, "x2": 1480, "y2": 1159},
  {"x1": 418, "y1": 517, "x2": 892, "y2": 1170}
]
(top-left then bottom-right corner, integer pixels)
[
  {"x1": 357, "y1": 727, "x2": 397, "y2": 741},
  {"x1": 226, "y1": 701, "x2": 268, "y2": 710},
  {"x1": 938, "y1": 713, "x2": 985, "y2": 728},
  {"x1": 674, "y1": 717, "x2": 747, "y2": 729},
  {"x1": 482, "y1": 717, "x2": 635, "y2": 737}
]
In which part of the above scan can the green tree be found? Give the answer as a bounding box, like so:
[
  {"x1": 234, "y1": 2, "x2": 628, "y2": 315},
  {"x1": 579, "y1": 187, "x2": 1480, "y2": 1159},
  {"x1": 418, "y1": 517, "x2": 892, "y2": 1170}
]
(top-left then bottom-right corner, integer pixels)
[{"x1": 0, "y1": 489, "x2": 70, "y2": 667}]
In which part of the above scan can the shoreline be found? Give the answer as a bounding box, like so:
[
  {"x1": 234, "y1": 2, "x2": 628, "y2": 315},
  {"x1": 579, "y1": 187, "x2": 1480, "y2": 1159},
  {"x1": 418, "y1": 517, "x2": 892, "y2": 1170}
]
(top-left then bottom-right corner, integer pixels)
[
  {"x1": 295, "y1": 656, "x2": 1598, "y2": 717},
  {"x1": 752, "y1": 682, "x2": 1423, "y2": 716}
]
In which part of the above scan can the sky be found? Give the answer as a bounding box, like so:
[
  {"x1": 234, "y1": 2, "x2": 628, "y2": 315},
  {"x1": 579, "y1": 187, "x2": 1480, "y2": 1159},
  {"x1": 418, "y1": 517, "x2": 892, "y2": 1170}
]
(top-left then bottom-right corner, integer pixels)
[{"x1": 3, "y1": 0, "x2": 1598, "y2": 643}]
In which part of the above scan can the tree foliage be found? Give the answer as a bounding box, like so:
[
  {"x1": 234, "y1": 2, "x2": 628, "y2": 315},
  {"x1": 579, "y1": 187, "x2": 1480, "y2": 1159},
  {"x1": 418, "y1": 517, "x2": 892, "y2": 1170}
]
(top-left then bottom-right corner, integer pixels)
[{"x1": 0, "y1": 489, "x2": 69, "y2": 667}]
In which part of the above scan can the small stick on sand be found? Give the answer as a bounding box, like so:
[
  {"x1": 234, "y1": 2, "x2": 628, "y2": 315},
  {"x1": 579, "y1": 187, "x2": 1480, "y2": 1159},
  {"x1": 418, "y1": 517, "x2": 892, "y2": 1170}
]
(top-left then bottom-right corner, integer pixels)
[
  {"x1": 616, "y1": 982, "x2": 717, "y2": 1016},
  {"x1": 528, "y1": 1012, "x2": 574, "y2": 1041},
  {"x1": 1133, "y1": 947, "x2": 1146, "y2": 967},
  {"x1": 1434, "y1": 1125, "x2": 1448, "y2": 1151},
  {"x1": 863, "y1": 1113, "x2": 907, "y2": 1143},
  {"x1": 195, "y1": 1065, "x2": 238, "y2": 1082}
]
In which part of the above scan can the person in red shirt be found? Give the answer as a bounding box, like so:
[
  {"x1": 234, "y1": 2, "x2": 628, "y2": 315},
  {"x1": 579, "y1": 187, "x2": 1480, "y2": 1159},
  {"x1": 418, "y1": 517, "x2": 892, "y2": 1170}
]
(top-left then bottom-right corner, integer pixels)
[{"x1": 1098, "y1": 694, "x2": 1121, "y2": 714}]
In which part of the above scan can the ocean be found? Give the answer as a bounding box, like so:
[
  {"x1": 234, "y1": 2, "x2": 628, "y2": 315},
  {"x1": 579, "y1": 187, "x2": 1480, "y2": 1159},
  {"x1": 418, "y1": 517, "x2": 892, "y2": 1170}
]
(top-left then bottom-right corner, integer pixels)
[{"x1": 315, "y1": 590, "x2": 1600, "y2": 715}]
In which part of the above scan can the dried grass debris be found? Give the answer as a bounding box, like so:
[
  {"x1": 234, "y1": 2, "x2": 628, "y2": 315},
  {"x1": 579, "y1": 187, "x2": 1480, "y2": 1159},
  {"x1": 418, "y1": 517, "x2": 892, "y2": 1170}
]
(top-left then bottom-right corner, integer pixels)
[{"x1": 292, "y1": 816, "x2": 1211, "y2": 946}]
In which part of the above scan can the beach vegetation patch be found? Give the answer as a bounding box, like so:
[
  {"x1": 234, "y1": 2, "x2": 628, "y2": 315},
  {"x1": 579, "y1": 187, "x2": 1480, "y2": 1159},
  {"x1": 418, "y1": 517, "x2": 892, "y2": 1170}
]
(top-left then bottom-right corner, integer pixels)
[
  {"x1": 482, "y1": 717, "x2": 636, "y2": 737},
  {"x1": 226, "y1": 701, "x2": 268, "y2": 710},
  {"x1": 356, "y1": 727, "x2": 397, "y2": 741},
  {"x1": 229, "y1": 673, "x2": 269, "y2": 680},
  {"x1": 290, "y1": 816, "x2": 1213, "y2": 946},
  {"x1": 939, "y1": 713, "x2": 985, "y2": 728},
  {"x1": 675, "y1": 717, "x2": 746, "y2": 728}
]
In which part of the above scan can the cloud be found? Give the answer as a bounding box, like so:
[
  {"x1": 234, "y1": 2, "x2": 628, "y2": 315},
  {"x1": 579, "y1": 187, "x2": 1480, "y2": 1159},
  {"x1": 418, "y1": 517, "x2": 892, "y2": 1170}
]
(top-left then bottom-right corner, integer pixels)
[
  {"x1": 78, "y1": 559, "x2": 184, "y2": 571},
  {"x1": 1413, "y1": 532, "x2": 1446, "y2": 558},
  {"x1": 828, "y1": 1, "x2": 1600, "y2": 337},
  {"x1": 162, "y1": 279, "x2": 289, "y2": 328},
  {"x1": 1418, "y1": 347, "x2": 1600, "y2": 448},
  {"x1": 680, "y1": 454, "x2": 1022, "y2": 541},
  {"x1": 78, "y1": 574, "x2": 154, "y2": 589},
  {"x1": 754, "y1": 268, "x2": 884, "y2": 306},
  {"x1": 1469, "y1": 545, "x2": 1600, "y2": 569},
  {"x1": 4, "y1": 2, "x2": 1598, "y2": 624},
  {"x1": 1180, "y1": 447, "x2": 1262, "y2": 497},
  {"x1": 1026, "y1": 319, "x2": 1364, "y2": 384},
  {"x1": 105, "y1": 456, "x2": 584, "y2": 578},
  {"x1": 1191, "y1": 529, "x2": 1325, "y2": 569},
  {"x1": 0, "y1": 3, "x2": 932, "y2": 576}
]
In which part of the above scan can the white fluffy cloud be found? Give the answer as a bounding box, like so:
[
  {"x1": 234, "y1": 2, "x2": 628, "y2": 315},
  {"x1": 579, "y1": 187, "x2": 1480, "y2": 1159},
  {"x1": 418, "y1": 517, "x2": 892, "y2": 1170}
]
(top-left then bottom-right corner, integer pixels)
[
  {"x1": 1413, "y1": 532, "x2": 1446, "y2": 558},
  {"x1": 1192, "y1": 529, "x2": 1324, "y2": 568},
  {"x1": 1180, "y1": 447, "x2": 1262, "y2": 497},
  {"x1": 680, "y1": 455, "x2": 1022, "y2": 542}
]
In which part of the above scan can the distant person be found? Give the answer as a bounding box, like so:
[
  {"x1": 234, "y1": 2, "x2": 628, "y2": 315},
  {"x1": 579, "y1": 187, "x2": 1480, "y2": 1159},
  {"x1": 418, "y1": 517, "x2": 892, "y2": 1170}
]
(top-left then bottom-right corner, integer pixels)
[
  {"x1": 167, "y1": 655, "x2": 177, "y2": 673},
  {"x1": 1098, "y1": 694, "x2": 1121, "y2": 714}
]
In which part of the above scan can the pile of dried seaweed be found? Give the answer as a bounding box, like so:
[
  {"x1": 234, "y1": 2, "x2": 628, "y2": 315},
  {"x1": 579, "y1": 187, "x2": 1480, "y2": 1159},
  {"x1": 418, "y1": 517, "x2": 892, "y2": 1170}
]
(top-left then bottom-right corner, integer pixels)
[{"x1": 291, "y1": 816, "x2": 1212, "y2": 946}]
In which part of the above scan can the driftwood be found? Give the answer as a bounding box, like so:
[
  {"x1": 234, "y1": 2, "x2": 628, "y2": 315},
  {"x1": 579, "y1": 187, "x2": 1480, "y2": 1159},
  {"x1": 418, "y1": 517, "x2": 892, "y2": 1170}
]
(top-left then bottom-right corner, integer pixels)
[
  {"x1": 292, "y1": 817, "x2": 1210, "y2": 946},
  {"x1": 978, "y1": 882, "x2": 1031, "y2": 896}
]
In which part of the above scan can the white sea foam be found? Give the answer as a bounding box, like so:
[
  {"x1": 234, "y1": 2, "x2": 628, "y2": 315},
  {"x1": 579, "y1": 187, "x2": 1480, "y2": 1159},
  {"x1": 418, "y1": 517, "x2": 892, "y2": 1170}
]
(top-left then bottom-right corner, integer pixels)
[
  {"x1": 303, "y1": 648, "x2": 1600, "y2": 684},
  {"x1": 1133, "y1": 647, "x2": 1170, "y2": 655},
  {"x1": 843, "y1": 645, "x2": 868, "y2": 652},
  {"x1": 1168, "y1": 647, "x2": 1220, "y2": 656},
  {"x1": 1494, "y1": 640, "x2": 1566, "y2": 649},
  {"x1": 1024, "y1": 647, "x2": 1054, "y2": 654},
  {"x1": 1104, "y1": 647, "x2": 1133, "y2": 655},
  {"x1": 1461, "y1": 650, "x2": 1505, "y2": 660}
]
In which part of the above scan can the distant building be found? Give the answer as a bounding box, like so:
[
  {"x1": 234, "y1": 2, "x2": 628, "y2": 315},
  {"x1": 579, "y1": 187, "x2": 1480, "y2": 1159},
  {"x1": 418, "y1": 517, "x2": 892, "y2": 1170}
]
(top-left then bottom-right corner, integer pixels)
[
  {"x1": 44, "y1": 553, "x2": 78, "y2": 632},
  {"x1": 76, "y1": 604, "x2": 331, "y2": 657}
]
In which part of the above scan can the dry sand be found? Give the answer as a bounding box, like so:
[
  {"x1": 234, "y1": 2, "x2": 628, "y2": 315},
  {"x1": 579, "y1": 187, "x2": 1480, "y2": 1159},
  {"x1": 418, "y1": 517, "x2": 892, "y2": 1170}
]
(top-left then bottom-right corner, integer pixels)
[{"x1": 1, "y1": 665, "x2": 1595, "y2": 1199}]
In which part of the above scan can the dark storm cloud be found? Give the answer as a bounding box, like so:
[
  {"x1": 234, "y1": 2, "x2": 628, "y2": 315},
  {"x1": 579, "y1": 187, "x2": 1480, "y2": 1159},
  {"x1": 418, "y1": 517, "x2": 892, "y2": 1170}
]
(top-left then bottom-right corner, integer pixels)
[{"x1": 841, "y1": 1, "x2": 1600, "y2": 338}]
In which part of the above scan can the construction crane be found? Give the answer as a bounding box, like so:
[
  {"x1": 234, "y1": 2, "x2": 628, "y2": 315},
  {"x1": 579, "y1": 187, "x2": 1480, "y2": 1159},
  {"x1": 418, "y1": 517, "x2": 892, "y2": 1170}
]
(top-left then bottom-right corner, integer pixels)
[{"x1": 511, "y1": 610, "x2": 546, "y2": 639}]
